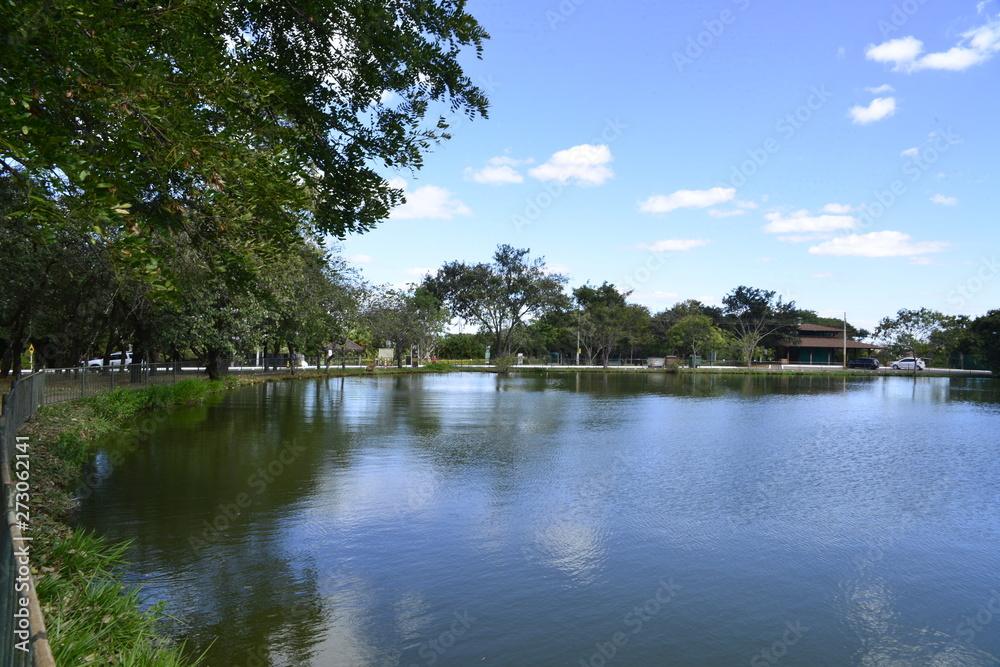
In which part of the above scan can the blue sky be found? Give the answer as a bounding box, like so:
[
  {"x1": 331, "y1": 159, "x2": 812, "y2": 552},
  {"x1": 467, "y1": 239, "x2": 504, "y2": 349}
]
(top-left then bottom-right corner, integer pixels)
[{"x1": 337, "y1": 0, "x2": 1000, "y2": 331}]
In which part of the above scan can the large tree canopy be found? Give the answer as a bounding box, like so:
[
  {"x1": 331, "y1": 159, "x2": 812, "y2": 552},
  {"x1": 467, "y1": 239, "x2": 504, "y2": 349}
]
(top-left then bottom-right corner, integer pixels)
[
  {"x1": 425, "y1": 244, "x2": 568, "y2": 356},
  {"x1": 722, "y1": 286, "x2": 798, "y2": 368},
  {"x1": 1, "y1": 0, "x2": 489, "y2": 259}
]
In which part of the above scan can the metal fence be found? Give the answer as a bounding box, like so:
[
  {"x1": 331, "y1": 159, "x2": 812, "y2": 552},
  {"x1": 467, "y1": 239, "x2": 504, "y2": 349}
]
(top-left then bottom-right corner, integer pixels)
[{"x1": 1, "y1": 372, "x2": 55, "y2": 666}]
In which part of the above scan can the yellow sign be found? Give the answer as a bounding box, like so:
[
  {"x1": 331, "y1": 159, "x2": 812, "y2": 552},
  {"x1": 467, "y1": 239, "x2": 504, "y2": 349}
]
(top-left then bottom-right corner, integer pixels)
[{"x1": 28, "y1": 344, "x2": 34, "y2": 356}]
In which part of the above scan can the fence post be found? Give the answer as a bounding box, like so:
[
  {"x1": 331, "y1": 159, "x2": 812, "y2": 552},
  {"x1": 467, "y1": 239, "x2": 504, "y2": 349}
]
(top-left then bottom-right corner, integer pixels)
[{"x1": 110, "y1": 367, "x2": 115, "y2": 391}]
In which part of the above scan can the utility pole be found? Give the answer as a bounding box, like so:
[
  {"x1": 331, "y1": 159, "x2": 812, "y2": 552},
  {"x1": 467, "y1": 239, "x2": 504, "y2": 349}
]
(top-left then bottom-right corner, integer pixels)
[
  {"x1": 576, "y1": 307, "x2": 581, "y2": 366},
  {"x1": 843, "y1": 311, "x2": 847, "y2": 369}
]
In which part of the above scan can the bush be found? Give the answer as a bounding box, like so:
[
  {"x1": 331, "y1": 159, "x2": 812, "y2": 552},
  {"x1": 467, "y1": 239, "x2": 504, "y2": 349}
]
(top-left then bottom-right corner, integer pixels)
[
  {"x1": 664, "y1": 360, "x2": 680, "y2": 374},
  {"x1": 53, "y1": 431, "x2": 90, "y2": 466},
  {"x1": 492, "y1": 354, "x2": 514, "y2": 373}
]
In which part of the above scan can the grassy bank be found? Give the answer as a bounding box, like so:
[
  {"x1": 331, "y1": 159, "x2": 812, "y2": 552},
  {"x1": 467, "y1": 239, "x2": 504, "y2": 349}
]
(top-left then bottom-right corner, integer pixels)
[{"x1": 23, "y1": 379, "x2": 230, "y2": 666}]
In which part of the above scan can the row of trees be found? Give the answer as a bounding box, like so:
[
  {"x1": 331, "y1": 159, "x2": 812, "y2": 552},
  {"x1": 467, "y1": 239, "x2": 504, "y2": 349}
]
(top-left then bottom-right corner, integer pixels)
[
  {"x1": 1, "y1": 0, "x2": 491, "y2": 378},
  {"x1": 3, "y1": 236, "x2": 998, "y2": 376}
]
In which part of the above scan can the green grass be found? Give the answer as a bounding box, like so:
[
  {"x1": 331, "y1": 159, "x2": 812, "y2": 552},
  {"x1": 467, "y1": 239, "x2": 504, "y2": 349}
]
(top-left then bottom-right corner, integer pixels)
[
  {"x1": 25, "y1": 379, "x2": 232, "y2": 666},
  {"x1": 35, "y1": 531, "x2": 205, "y2": 666},
  {"x1": 420, "y1": 361, "x2": 457, "y2": 371}
]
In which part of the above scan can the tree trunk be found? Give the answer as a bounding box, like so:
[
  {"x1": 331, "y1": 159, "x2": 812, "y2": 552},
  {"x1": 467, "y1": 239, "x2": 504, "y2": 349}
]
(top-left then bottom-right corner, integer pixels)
[{"x1": 206, "y1": 348, "x2": 229, "y2": 380}]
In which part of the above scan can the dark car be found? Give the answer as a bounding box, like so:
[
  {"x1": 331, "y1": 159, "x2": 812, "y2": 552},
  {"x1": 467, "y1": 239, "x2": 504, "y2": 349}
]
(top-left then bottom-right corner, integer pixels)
[{"x1": 846, "y1": 357, "x2": 879, "y2": 370}]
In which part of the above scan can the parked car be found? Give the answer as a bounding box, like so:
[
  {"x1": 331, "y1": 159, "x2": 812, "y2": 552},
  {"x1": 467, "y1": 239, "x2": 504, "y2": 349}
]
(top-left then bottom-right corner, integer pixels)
[
  {"x1": 86, "y1": 351, "x2": 133, "y2": 367},
  {"x1": 846, "y1": 357, "x2": 880, "y2": 370},
  {"x1": 891, "y1": 357, "x2": 926, "y2": 371}
]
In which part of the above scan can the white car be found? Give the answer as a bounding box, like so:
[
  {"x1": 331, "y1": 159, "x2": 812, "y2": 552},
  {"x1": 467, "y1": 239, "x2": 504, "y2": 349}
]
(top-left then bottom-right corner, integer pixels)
[
  {"x1": 87, "y1": 351, "x2": 133, "y2": 367},
  {"x1": 891, "y1": 357, "x2": 926, "y2": 371}
]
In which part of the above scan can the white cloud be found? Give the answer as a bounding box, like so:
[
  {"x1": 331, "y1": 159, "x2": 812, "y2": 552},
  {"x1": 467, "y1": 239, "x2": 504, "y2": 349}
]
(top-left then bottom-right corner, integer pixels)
[
  {"x1": 464, "y1": 164, "x2": 523, "y2": 185},
  {"x1": 764, "y1": 209, "x2": 858, "y2": 234},
  {"x1": 901, "y1": 147, "x2": 920, "y2": 157},
  {"x1": 402, "y1": 267, "x2": 433, "y2": 277},
  {"x1": 636, "y1": 239, "x2": 710, "y2": 252},
  {"x1": 865, "y1": 19, "x2": 1000, "y2": 72},
  {"x1": 464, "y1": 155, "x2": 533, "y2": 185},
  {"x1": 930, "y1": 193, "x2": 958, "y2": 205},
  {"x1": 708, "y1": 209, "x2": 745, "y2": 218},
  {"x1": 528, "y1": 144, "x2": 613, "y2": 186},
  {"x1": 808, "y1": 230, "x2": 949, "y2": 257},
  {"x1": 346, "y1": 254, "x2": 373, "y2": 264},
  {"x1": 543, "y1": 263, "x2": 573, "y2": 275},
  {"x1": 866, "y1": 36, "x2": 924, "y2": 67},
  {"x1": 918, "y1": 46, "x2": 988, "y2": 70},
  {"x1": 639, "y1": 187, "x2": 735, "y2": 214},
  {"x1": 867, "y1": 84, "x2": 895, "y2": 94},
  {"x1": 909, "y1": 256, "x2": 947, "y2": 266},
  {"x1": 821, "y1": 203, "x2": 853, "y2": 214},
  {"x1": 736, "y1": 200, "x2": 760, "y2": 209},
  {"x1": 848, "y1": 97, "x2": 897, "y2": 125},
  {"x1": 388, "y1": 178, "x2": 472, "y2": 219}
]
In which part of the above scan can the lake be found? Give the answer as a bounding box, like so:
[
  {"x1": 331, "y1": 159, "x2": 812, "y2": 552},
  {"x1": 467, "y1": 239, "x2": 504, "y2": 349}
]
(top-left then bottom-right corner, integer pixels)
[{"x1": 75, "y1": 372, "x2": 1000, "y2": 666}]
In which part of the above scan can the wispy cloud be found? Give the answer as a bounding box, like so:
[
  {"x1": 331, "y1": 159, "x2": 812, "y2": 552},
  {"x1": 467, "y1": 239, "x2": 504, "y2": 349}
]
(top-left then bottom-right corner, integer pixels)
[
  {"x1": 930, "y1": 193, "x2": 958, "y2": 205},
  {"x1": 867, "y1": 84, "x2": 895, "y2": 94},
  {"x1": 764, "y1": 209, "x2": 858, "y2": 234},
  {"x1": 636, "y1": 239, "x2": 710, "y2": 252},
  {"x1": 464, "y1": 155, "x2": 532, "y2": 185},
  {"x1": 639, "y1": 187, "x2": 735, "y2": 214},
  {"x1": 808, "y1": 230, "x2": 949, "y2": 257},
  {"x1": 865, "y1": 17, "x2": 1000, "y2": 72}
]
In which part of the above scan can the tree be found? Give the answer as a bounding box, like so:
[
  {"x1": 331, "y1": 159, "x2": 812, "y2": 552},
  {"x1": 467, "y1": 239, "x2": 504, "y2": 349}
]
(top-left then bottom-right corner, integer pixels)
[
  {"x1": 572, "y1": 283, "x2": 649, "y2": 367},
  {"x1": 929, "y1": 315, "x2": 977, "y2": 369},
  {"x1": 721, "y1": 286, "x2": 798, "y2": 368},
  {"x1": 969, "y1": 310, "x2": 1000, "y2": 376},
  {"x1": 425, "y1": 245, "x2": 568, "y2": 356},
  {"x1": 874, "y1": 308, "x2": 948, "y2": 365},
  {"x1": 1, "y1": 1, "x2": 489, "y2": 251},
  {"x1": 650, "y1": 299, "x2": 722, "y2": 355},
  {"x1": 667, "y1": 314, "x2": 726, "y2": 360},
  {"x1": 362, "y1": 285, "x2": 447, "y2": 368}
]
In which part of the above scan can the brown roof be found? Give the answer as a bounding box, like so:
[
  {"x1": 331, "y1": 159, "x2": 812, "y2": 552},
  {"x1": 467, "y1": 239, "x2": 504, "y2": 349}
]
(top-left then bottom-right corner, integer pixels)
[
  {"x1": 797, "y1": 322, "x2": 844, "y2": 332},
  {"x1": 787, "y1": 336, "x2": 874, "y2": 349}
]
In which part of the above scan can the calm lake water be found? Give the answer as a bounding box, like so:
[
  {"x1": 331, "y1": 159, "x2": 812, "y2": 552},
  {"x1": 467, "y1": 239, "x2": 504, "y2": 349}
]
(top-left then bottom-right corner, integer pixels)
[{"x1": 76, "y1": 372, "x2": 1000, "y2": 666}]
